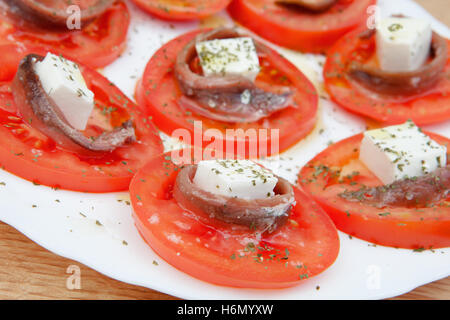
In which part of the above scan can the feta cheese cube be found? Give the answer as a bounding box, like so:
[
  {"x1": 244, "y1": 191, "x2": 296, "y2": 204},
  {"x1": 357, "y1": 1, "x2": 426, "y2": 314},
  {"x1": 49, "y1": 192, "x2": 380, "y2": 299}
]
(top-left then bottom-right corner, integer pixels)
[
  {"x1": 34, "y1": 53, "x2": 95, "y2": 131},
  {"x1": 193, "y1": 159, "x2": 278, "y2": 199},
  {"x1": 376, "y1": 17, "x2": 432, "y2": 72},
  {"x1": 359, "y1": 121, "x2": 447, "y2": 185},
  {"x1": 195, "y1": 37, "x2": 261, "y2": 82}
]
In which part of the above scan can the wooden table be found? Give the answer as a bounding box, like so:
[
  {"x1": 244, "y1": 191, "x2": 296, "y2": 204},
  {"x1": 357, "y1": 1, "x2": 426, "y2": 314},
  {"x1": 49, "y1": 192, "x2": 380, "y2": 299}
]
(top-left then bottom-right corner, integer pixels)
[{"x1": 0, "y1": 0, "x2": 449, "y2": 300}]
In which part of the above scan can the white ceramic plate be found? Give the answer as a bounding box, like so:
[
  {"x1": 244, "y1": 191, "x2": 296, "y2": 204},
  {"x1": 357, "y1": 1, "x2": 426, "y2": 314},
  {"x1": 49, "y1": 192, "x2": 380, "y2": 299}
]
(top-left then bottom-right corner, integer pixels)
[{"x1": 0, "y1": 0, "x2": 449, "y2": 300}]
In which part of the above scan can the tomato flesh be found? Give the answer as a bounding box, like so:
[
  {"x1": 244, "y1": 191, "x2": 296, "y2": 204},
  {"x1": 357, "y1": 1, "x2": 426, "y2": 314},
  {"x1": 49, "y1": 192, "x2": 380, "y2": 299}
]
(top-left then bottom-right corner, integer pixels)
[
  {"x1": 0, "y1": 1, "x2": 130, "y2": 71},
  {"x1": 0, "y1": 65, "x2": 163, "y2": 192},
  {"x1": 228, "y1": 0, "x2": 376, "y2": 53},
  {"x1": 323, "y1": 27, "x2": 450, "y2": 125},
  {"x1": 299, "y1": 133, "x2": 450, "y2": 249},
  {"x1": 130, "y1": 0, "x2": 232, "y2": 21},
  {"x1": 136, "y1": 29, "x2": 318, "y2": 158},
  {"x1": 130, "y1": 150, "x2": 339, "y2": 288}
]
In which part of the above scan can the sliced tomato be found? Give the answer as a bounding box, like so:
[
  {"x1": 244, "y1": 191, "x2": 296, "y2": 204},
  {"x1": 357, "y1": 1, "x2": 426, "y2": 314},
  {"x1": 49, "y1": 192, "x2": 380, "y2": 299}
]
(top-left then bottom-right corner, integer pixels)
[
  {"x1": 0, "y1": 42, "x2": 95, "y2": 82},
  {"x1": 228, "y1": 0, "x2": 376, "y2": 54},
  {"x1": 0, "y1": 62, "x2": 163, "y2": 193},
  {"x1": 324, "y1": 27, "x2": 450, "y2": 125},
  {"x1": 130, "y1": 150, "x2": 339, "y2": 288},
  {"x1": 299, "y1": 133, "x2": 450, "y2": 249},
  {"x1": 0, "y1": 44, "x2": 49, "y2": 82},
  {"x1": 0, "y1": 1, "x2": 130, "y2": 70},
  {"x1": 130, "y1": 0, "x2": 232, "y2": 21},
  {"x1": 136, "y1": 29, "x2": 318, "y2": 158}
]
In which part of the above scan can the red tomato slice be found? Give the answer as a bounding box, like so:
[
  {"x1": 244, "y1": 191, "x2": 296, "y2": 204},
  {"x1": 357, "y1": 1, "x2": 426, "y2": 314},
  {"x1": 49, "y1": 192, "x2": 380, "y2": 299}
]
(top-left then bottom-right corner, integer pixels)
[
  {"x1": 299, "y1": 133, "x2": 450, "y2": 249},
  {"x1": 0, "y1": 63, "x2": 163, "y2": 193},
  {"x1": 136, "y1": 29, "x2": 318, "y2": 158},
  {"x1": 228, "y1": 0, "x2": 376, "y2": 53},
  {"x1": 324, "y1": 27, "x2": 450, "y2": 125},
  {"x1": 130, "y1": 150, "x2": 339, "y2": 288},
  {"x1": 130, "y1": 0, "x2": 232, "y2": 21},
  {"x1": 0, "y1": 1, "x2": 130, "y2": 70},
  {"x1": 0, "y1": 44, "x2": 49, "y2": 82}
]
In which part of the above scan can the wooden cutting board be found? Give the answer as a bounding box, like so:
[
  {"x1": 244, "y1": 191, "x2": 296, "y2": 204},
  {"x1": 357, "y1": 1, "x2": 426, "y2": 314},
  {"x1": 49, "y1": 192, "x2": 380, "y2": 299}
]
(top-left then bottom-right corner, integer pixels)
[{"x1": 0, "y1": 0, "x2": 449, "y2": 300}]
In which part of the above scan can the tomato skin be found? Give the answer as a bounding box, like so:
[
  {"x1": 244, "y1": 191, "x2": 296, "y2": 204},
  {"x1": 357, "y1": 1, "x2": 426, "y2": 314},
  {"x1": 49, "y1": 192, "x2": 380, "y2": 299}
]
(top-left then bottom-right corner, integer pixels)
[
  {"x1": 0, "y1": 1, "x2": 130, "y2": 70},
  {"x1": 0, "y1": 44, "x2": 49, "y2": 82},
  {"x1": 130, "y1": 150, "x2": 339, "y2": 288},
  {"x1": 130, "y1": 0, "x2": 232, "y2": 21},
  {"x1": 323, "y1": 27, "x2": 450, "y2": 125},
  {"x1": 228, "y1": 0, "x2": 376, "y2": 54},
  {"x1": 136, "y1": 29, "x2": 318, "y2": 158},
  {"x1": 299, "y1": 133, "x2": 450, "y2": 249},
  {"x1": 0, "y1": 65, "x2": 163, "y2": 193}
]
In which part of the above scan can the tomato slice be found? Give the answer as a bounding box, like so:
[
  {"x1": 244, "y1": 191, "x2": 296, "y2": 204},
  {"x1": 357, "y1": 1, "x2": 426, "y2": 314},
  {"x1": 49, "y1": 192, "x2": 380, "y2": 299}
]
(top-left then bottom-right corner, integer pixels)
[
  {"x1": 0, "y1": 44, "x2": 48, "y2": 82},
  {"x1": 324, "y1": 27, "x2": 450, "y2": 126},
  {"x1": 136, "y1": 29, "x2": 318, "y2": 158},
  {"x1": 0, "y1": 62, "x2": 163, "y2": 193},
  {"x1": 228, "y1": 0, "x2": 376, "y2": 54},
  {"x1": 130, "y1": 0, "x2": 232, "y2": 21},
  {"x1": 299, "y1": 133, "x2": 450, "y2": 249},
  {"x1": 130, "y1": 150, "x2": 339, "y2": 288},
  {"x1": 0, "y1": 1, "x2": 130, "y2": 70}
]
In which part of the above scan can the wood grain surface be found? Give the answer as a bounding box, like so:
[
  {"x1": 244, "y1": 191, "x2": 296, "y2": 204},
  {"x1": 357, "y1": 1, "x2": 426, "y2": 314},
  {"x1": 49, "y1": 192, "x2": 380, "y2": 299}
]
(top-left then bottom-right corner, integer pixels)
[{"x1": 0, "y1": 0, "x2": 449, "y2": 300}]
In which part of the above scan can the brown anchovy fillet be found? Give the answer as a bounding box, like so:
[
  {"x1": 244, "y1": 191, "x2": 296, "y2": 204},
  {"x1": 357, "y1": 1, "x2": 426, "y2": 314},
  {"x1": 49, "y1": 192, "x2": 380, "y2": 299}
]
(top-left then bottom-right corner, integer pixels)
[
  {"x1": 275, "y1": 0, "x2": 336, "y2": 12},
  {"x1": 12, "y1": 54, "x2": 136, "y2": 156},
  {"x1": 339, "y1": 165, "x2": 450, "y2": 208},
  {"x1": 175, "y1": 28, "x2": 293, "y2": 123},
  {"x1": 1, "y1": 0, "x2": 114, "y2": 29},
  {"x1": 173, "y1": 164, "x2": 295, "y2": 233},
  {"x1": 348, "y1": 30, "x2": 448, "y2": 96}
]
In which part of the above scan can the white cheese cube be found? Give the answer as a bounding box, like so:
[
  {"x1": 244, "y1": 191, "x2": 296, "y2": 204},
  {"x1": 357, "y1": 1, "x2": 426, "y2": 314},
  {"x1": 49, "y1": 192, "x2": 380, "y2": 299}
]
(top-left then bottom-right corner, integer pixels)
[
  {"x1": 376, "y1": 17, "x2": 432, "y2": 72},
  {"x1": 34, "y1": 53, "x2": 95, "y2": 131},
  {"x1": 195, "y1": 37, "x2": 261, "y2": 82},
  {"x1": 193, "y1": 159, "x2": 278, "y2": 200},
  {"x1": 359, "y1": 121, "x2": 447, "y2": 185}
]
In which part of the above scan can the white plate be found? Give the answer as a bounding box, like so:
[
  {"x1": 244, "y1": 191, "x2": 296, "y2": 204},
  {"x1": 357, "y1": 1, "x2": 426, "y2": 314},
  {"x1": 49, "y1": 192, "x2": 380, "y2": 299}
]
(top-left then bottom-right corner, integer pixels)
[{"x1": 0, "y1": 0, "x2": 449, "y2": 300}]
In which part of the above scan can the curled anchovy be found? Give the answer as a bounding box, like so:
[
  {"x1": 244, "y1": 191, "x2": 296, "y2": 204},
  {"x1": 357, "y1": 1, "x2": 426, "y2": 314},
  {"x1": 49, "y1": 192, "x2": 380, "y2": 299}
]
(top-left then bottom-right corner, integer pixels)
[
  {"x1": 1, "y1": 0, "x2": 114, "y2": 29},
  {"x1": 276, "y1": 0, "x2": 336, "y2": 12},
  {"x1": 173, "y1": 164, "x2": 295, "y2": 233},
  {"x1": 339, "y1": 165, "x2": 450, "y2": 208},
  {"x1": 175, "y1": 28, "x2": 293, "y2": 123},
  {"x1": 12, "y1": 54, "x2": 135, "y2": 156},
  {"x1": 348, "y1": 29, "x2": 448, "y2": 96}
]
